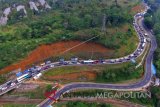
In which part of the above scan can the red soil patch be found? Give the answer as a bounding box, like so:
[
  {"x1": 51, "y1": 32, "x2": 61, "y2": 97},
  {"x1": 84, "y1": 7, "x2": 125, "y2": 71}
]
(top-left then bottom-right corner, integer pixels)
[
  {"x1": 131, "y1": 4, "x2": 145, "y2": 13},
  {"x1": 46, "y1": 71, "x2": 97, "y2": 82},
  {"x1": 0, "y1": 41, "x2": 113, "y2": 74}
]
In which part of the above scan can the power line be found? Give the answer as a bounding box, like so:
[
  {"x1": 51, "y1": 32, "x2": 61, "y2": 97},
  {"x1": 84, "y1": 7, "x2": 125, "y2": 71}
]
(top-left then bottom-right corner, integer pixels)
[{"x1": 60, "y1": 35, "x2": 100, "y2": 55}]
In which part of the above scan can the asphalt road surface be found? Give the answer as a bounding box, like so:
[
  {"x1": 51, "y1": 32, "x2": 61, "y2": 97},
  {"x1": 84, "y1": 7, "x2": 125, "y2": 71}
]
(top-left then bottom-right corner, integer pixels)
[{"x1": 37, "y1": 4, "x2": 157, "y2": 107}]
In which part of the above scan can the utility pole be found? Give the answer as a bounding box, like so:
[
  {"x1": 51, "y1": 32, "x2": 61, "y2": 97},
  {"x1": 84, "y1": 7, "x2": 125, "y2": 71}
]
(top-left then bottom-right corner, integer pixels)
[{"x1": 101, "y1": 14, "x2": 106, "y2": 32}]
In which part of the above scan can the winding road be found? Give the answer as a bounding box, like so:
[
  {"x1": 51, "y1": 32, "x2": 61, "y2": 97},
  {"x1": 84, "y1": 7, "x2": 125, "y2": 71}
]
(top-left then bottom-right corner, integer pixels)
[{"x1": 37, "y1": 3, "x2": 158, "y2": 107}]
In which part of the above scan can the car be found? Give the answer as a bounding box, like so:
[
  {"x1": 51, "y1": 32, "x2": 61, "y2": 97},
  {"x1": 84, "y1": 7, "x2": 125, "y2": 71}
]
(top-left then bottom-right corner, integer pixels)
[
  {"x1": 93, "y1": 60, "x2": 99, "y2": 64},
  {"x1": 42, "y1": 65, "x2": 50, "y2": 70},
  {"x1": 118, "y1": 58, "x2": 123, "y2": 62},
  {"x1": 137, "y1": 51, "x2": 141, "y2": 54},
  {"x1": 124, "y1": 57, "x2": 128, "y2": 59},
  {"x1": 6, "y1": 81, "x2": 12, "y2": 86},
  {"x1": 37, "y1": 67, "x2": 42, "y2": 71},
  {"x1": 50, "y1": 64, "x2": 54, "y2": 68},
  {"x1": 63, "y1": 62, "x2": 69, "y2": 65},
  {"x1": 129, "y1": 54, "x2": 134, "y2": 58},
  {"x1": 10, "y1": 83, "x2": 16, "y2": 87},
  {"x1": 127, "y1": 58, "x2": 130, "y2": 60},
  {"x1": 54, "y1": 63, "x2": 61, "y2": 66},
  {"x1": 40, "y1": 63, "x2": 45, "y2": 66},
  {"x1": 110, "y1": 60, "x2": 115, "y2": 63},
  {"x1": 115, "y1": 59, "x2": 120, "y2": 62},
  {"x1": 99, "y1": 59, "x2": 105, "y2": 63},
  {"x1": 1, "y1": 87, "x2": 7, "y2": 91},
  {"x1": 45, "y1": 61, "x2": 51, "y2": 64}
]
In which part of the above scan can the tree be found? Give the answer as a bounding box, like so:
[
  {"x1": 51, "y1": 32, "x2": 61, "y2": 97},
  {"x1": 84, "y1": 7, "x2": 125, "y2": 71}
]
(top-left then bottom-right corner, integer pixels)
[
  {"x1": 153, "y1": 23, "x2": 160, "y2": 34},
  {"x1": 115, "y1": 0, "x2": 118, "y2": 7},
  {"x1": 157, "y1": 100, "x2": 160, "y2": 107},
  {"x1": 144, "y1": 16, "x2": 153, "y2": 29},
  {"x1": 0, "y1": 75, "x2": 6, "y2": 84},
  {"x1": 45, "y1": 84, "x2": 52, "y2": 92}
]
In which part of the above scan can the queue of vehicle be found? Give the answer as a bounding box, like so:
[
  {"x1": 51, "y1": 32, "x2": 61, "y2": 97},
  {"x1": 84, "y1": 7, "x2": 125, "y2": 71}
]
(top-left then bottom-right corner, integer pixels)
[{"x1": 0, "y1": 10, "x2": 149, "y2": 95}]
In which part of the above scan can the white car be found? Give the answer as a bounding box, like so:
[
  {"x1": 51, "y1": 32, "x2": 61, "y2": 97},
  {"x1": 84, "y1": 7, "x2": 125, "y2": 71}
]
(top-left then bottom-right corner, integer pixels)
[
  {"x1": 110, "y1": 60, "x2": 115, "y2": 63},
  {"x1": 50, "y1": 64, "x2": 54, "y2": 68},
  {"x1": 1, "y1": 87, "x2": 7, "y2": 91},
  {"x1": 10, "y1": 83, "x2": 16, "y2": 87}
]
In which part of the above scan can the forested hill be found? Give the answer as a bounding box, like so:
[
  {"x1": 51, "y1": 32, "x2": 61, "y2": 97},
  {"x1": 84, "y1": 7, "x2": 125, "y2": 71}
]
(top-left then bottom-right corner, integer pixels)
[
  {"x1": 0, "y1": 0, "x2": 140, "y2": 71},
  {"x1": 144, "y1": 0, "x2": 160, "y2": 77},
  {"x1": 0, "y1": 0, "x2": 139, "y2": 25},
  {"x1": 143, "y1": 1, "x2": 160, "y2": 106}
]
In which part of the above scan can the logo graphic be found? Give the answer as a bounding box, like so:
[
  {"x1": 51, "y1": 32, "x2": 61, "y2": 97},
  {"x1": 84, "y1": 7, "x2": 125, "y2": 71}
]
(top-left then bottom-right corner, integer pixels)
[{"x1": 45, "y1": 90, "x2": 57, "y2": 101}]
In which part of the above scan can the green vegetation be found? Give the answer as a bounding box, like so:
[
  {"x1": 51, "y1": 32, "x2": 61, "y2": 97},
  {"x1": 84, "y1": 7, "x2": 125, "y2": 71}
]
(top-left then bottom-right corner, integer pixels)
[
  {"x1": 96, "y1": 64, "x2": 143, "y2": 83},
  {"x1": 55, "y1": 101, "x2": 112, "y2": 107},
  {"x1": 45, "y1": 84, "x2": 53, "y2": 92},
  {"x1": 121, "y1": 93, "x2": 154, "y2": 107},
  {"x1": 9, "y1": 86, "x2": 47, "y2": 99},
  {"x1": 62, "y1": 89, "x2": 153, "y2": 107},
  {"x1": 43, "y1": 62, "x2": 144, "y2": 83},
  {"x1": 120, "y1": 87, "x2": 160, "y2": 107},
  {"x1": 43, "y1": 63, "x2": 130, "y2": 77},
  {"x1": 0, "y1": 75, "x2": 6, "y2": 84},
  {"x1": 144, "y1": 0, "x2": 160, "y2": 77},
  {"x1": 143, "y1": 0, "x2": 160, "y2": 107},
  {"x1": 63, "y1": 88, "x2": 155, "y2": 107},
  {"x1": 0, "y1": 0, "x2": 140, "y2": 70},
  {"x1": 150, "y1": 87, "x2": 160, "y2": 107}
]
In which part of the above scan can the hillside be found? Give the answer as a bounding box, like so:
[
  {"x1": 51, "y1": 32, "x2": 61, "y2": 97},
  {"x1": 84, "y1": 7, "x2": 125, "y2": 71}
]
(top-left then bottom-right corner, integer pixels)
[{"x1": 0, "y1": 0, "x2": 141, "y2": 72}]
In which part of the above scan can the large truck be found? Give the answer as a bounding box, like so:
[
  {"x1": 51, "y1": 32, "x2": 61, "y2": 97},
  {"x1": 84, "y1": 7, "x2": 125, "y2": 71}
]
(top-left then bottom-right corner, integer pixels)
[
  {"x1": 142, "y1": 43, "x2": 146, "y2": 48},
  {"x1": 81, "y1": 60, "x2": 94, "y2": 64},
  {"x1": 33, "y1": 73, "x2": 42, "y2": 80},
  {"x1": 144, "y1": 38, "x2": 146, "y2": 43}
]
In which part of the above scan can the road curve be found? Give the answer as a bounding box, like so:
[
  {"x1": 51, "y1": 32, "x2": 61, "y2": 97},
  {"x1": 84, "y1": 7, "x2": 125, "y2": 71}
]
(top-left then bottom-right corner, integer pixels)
[
  {"x1": 37, "y1": 4, "x2": 157, "y2": 107},
  {"x1": 0, "y1": 7, "x2": 147, "y2": 96}
]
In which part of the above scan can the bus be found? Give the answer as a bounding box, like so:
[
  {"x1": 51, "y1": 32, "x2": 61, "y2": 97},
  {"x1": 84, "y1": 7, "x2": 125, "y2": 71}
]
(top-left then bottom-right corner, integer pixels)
[
  {"x1": 81, "y1": 60, "x2": 94, "y2": 64},
  {"x1": 17, "y1": 73, "x2": 31, "y2": 83}
]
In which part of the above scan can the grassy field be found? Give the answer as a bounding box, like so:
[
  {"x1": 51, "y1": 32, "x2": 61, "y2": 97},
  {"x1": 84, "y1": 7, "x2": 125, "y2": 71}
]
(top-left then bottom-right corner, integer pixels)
[
  {"x1": 8, "y1": 85, "x2": 47, "y2": 99},
  {"x1": 42, "y1": 61, "x2": 144, "y2": 84},
  {"x1": 43, "y1": 63, "x2": 130, "y2": 77}
]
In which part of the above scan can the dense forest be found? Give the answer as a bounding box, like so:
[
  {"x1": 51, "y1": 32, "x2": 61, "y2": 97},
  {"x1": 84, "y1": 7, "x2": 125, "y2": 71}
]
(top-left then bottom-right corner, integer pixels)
[
  {"x1": 0, "y1": 0, "x2": 139, "y2": 70},
  {"x1": 144, "y1": 0, "x2": 160, "y2": 106},
  {"x1": 97, "y1": 64, "x2": 143, "y2": 83},
  {"x1": 144, "y1": 0, "x2": 160, "y2": 77}
]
